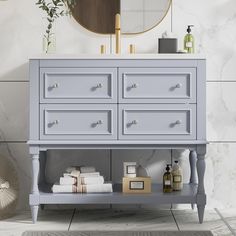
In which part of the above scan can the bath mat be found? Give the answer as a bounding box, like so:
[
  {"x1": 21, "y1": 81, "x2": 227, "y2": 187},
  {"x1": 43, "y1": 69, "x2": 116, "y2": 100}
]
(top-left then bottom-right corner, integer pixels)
[{"x1": 22, "y1": 231, "x2": 214, "y2": 236}]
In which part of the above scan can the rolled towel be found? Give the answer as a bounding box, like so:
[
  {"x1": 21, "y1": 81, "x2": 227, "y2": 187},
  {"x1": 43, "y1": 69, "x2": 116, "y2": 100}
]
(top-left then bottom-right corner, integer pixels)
[
  {"x1": 80, "y1": 166, "x2": 96, "y2": 173},
  {"x1": 52, "y1": 184, "x2": 77, "y2": 193},
  {"x1": 80, "y1": 176, "x2": 104, "y2": 185},
  {"x1": 66, "y1": 166, "x2": 96, "y2": 174},
  {"x1": 82, "y1": 183, "x2": 113, "y2": 193},
  {"x1": 63, "y1": 172, "x2": 100, "y2": 178},
  {"x1": 59, "y1": 177, "x2": 76, "y2": 185}
]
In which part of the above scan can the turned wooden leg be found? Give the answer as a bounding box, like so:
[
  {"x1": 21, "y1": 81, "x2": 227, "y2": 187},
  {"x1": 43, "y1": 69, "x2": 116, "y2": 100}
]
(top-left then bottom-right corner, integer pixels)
[
  {"x1": 31, "y1": 153, "x2": 40, "y2": 223},
  {"x1": 31, "y1": 205, "x2": 39, "y2": 224},
  {"x1": 196, "y1": 146, "x2": 207, "y2": 224},
  {"x1": 32, "y1": 154, "x2": 39, "y2": 194},
  {"x1": 189, "y1": 150, "x2": 197, "y2": 210}
]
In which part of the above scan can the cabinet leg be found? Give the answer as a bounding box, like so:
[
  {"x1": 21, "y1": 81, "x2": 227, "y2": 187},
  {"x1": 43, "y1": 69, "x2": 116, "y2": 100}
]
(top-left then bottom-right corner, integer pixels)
[
  {"x1": 189, "y1": 150, "x2": 197, "y2": 210},
  {"x1": 32, "y1": 154, "x2": 39, "y2": 194},
  {"x1": 40, "y1": 204, "x2": 45, "y2": 210},
  {"x1": 197, "y1": 205, "x2": 205, "y2": 224},
  {"x1": 31, "y1": 205, "x2": 39, "y2": 224},
  {"x1": 196, "y1": 146, "x2": 207, "y2": 223}
]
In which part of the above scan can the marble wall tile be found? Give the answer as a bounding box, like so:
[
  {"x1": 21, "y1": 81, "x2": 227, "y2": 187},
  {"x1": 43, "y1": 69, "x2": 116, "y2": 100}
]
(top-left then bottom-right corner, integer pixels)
[
  {"x1": 173, "y1": 143, "x2": 236, "y2": 209},
  {"x1": 207, "y1": 82, "x2": 236, "y2": 141},
  {"x1": 0, "y1": 82, "x2": 28, "y2": 142},
  {"x1": 172, "y1": 0, "x2": 236, "y2": 81}
]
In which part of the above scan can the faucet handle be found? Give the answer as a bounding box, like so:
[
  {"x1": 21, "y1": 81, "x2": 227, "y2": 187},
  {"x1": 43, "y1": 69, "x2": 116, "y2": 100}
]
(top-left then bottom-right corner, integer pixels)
[{"x1": 129, "y1": 44, "x2": 136, "y2": 54}]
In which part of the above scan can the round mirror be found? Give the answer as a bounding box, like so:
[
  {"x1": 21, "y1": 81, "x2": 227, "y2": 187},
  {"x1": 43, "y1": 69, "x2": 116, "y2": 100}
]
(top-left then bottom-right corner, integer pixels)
[{"x1": 69, "y1": 0, "x2": 172, "y2": 34}]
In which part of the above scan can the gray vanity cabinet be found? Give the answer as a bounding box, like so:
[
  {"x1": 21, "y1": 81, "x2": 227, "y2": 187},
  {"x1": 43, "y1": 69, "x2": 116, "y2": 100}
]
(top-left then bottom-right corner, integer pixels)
[{"x1": 28, "y1": 56, "x2": 207, "y2": 224}]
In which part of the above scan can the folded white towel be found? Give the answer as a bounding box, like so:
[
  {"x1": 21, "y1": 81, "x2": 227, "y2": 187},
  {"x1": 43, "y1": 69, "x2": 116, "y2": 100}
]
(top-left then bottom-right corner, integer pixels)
[
  {"x1": 66, "y1": 166, "x2": 96, "y2": 174},
  {"x1": 63, "y1": 172, "x2": 100, "y2": 178},
  {"x1": 81, "y1": 176, "x2": 104, "y2": 185},
  {"x1": 59, "y1": 177, "x2": 76, "y2": 185},
  {"x1": 84, "y1": 183, "x2": 113, "y2": 193},
  {"x1": 52, "y1": 184, "x2": 77, "y2": 193}
]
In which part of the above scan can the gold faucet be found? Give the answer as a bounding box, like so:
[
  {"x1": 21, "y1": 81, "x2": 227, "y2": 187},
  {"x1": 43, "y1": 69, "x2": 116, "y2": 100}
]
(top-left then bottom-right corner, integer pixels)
[{"x1": 115, "y1": 13, "x2": 121, "y2": 54}]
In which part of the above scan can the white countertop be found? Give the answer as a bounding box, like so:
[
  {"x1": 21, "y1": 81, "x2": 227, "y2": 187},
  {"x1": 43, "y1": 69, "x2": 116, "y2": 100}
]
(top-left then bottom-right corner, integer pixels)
[{"x1": 30, "y1": 53, "x2": 206, "y2": 60}]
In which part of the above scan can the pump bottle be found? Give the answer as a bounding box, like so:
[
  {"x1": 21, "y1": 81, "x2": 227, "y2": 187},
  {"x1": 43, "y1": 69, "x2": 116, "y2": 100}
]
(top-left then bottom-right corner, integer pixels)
[{"x1": 184, "y1": 25, "x2": 194, "y2": 53}]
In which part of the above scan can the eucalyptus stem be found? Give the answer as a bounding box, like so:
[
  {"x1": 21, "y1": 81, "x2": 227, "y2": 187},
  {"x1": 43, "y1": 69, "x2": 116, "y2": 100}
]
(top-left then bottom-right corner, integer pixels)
[{"x1": 36, "y1": 0, "x2": 76, "y2": 53}]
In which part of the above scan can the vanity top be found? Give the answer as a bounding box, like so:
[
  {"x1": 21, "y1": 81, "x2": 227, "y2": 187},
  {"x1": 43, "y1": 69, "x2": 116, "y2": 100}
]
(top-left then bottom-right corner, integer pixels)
[{"x1": 31, "y1": 53, "x2": 206, "y2": 60}]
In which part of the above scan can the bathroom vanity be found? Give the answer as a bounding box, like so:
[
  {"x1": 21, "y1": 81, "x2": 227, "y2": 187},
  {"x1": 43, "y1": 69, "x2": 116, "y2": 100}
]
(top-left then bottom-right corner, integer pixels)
[{"x1": 28, "y1": 54, "x2": 207, "y2": 223}]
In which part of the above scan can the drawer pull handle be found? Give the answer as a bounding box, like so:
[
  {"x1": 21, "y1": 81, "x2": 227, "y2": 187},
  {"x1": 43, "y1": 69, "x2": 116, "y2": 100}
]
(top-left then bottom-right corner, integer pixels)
[
  {"x1": 175, "y1": 83, "x2": 182, "y2": 88},
  {"x1": 96, "y1": 83, "x2": 103, "y2": 89},
  {"x1": 52, "y1": 120, "x2": 59, "y2": 125},
  {"x1": 131, "y1": 83, "x2": 138, "y2": 88},
  {"x1": 96, "y1": 120, "x2": 103, "y2": 125},
  {"x1": 52, "y1": 83, "x2": 59, "y2": 88},
  {"x1": 131, "y1": 120, "x2": 138, "y2": 125},
  {"x1": 175, "y1": 120, "x2": 182, "y2": 125}
]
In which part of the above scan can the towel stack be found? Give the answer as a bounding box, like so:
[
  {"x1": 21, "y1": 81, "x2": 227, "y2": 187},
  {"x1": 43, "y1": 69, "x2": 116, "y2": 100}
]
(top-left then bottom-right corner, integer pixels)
[{"x1": 52, "y1": 166, "x2": 113, "y2": 193}]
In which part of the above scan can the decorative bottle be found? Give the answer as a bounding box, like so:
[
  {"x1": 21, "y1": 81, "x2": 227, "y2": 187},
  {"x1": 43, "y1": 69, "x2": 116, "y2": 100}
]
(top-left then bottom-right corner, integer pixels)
[
  {"x1": 172, "y1": 160, "x2": 183, "y2": 191},
  {"x1": 163, "y1": 164, "x2": 172, "y2": 193},
  {"x1": 184, "y1": 25, "x2": 194, "y2": 53}
]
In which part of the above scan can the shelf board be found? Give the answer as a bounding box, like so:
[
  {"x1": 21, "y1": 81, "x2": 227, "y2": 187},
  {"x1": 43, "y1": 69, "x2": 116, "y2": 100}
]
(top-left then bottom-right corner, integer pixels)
[{"x1": 30, "y1": 184, "x2": 198, "y2": 205}]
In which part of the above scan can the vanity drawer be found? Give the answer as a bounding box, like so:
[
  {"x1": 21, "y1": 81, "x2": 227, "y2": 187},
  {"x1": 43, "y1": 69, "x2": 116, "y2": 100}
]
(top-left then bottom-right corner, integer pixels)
[
  {"x1": 119, "y1": 104, "x2": 196, "y2": 140},
  {"x1": 40, "y1": 68, "x2": 117, "y2": 103},
  {"x1": 40, "y1": 104, "x2": 117, "y2": 140},
  {"x1": 119, "y1": 68, "x2": 196, "y2": 103}
]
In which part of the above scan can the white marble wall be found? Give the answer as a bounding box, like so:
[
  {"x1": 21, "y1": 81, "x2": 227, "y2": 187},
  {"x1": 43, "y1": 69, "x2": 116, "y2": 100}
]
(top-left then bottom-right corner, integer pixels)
[{"x1": 0, "y1": 0, "x2": 236, "y2": 210}]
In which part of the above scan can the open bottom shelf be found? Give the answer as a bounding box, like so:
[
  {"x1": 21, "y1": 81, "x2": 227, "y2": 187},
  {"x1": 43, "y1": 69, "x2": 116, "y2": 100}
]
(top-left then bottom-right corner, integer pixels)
[{"x1": 30, "y1": 184, "x2": 198, "y2": 205}]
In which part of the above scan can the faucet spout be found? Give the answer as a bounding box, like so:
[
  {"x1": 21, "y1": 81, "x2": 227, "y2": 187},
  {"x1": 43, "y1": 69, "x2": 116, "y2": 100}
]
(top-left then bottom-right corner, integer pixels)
[{"x1": 115, "y1": 13, "x2": 121, "y2": 54}]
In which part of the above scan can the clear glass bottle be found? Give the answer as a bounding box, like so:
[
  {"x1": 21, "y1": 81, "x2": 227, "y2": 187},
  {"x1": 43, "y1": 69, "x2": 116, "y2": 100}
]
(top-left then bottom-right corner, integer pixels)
[
  {"x1": 172, "y1": 160, "x2": 183, "y2": 191},
  {"x1": 184, "y1": 25, "x2": 194, "y2": 53},
  {"x1": 163, "y1": 164, "x2": 172, "y2": 193}
]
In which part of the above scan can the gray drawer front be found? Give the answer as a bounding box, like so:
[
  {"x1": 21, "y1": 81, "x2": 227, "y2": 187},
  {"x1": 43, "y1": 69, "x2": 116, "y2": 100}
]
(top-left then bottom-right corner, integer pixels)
[
  {"x1": 119, "y1": 68, "x2": 196, "y2": 103},
  {"x1": 119, "y1": 104, "x2": 196, "y2": 140},
  {"x1": 40, "y1": 68, "x2": 117, "y2": 103},
  {"x1": 40, "y1": 104, "x2": 117, "y2": 140}
]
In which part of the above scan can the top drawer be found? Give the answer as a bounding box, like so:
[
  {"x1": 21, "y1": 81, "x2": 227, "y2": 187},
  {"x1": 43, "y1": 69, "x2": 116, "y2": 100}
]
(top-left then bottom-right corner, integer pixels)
[
  {"x1": 119, "y1": 68, "x2": 196, "y2": 103},
  {"x1": 40, "y1": 68, "x2": 117, "y2": 103}
]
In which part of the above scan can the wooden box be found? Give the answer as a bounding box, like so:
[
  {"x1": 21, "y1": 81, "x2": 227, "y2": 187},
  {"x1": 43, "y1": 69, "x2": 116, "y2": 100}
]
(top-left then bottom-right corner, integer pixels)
[{"x1": 122, "y1": 177, "x2": 151, "y2": 193}]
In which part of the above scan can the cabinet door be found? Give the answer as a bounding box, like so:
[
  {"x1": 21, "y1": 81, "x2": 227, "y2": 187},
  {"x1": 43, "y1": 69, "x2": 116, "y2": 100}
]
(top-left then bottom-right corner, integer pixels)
[
  {"x1": 40, "y1": 104, "x2": 117, "y2": 140},
  {"x1": 40, "y1": 68, "x2": 117, "y2": 103},
  {"x1": 119, "y1": 68, "x2": 196, "y2": 103},
  {"x1": 119, "y1": 104, "x2": 196, "y2": 140}
]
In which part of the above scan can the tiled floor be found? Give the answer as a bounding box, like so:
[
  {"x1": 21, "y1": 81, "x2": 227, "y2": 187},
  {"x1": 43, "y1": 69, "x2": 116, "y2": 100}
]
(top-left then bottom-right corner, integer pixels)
[{"x1": 0, "y1": 208, "x2": 235, "y2": 236}]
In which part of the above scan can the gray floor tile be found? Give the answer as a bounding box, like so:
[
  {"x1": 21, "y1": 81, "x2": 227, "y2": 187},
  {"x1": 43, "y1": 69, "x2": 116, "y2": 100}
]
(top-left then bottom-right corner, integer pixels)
[
  {"x1": 172, "y1": 209, "x2": 232, "y2": 236},
  {"x1": 0, "y1": 210, "x2": 73, "y2": 236},
  {"x1": 70, "y1": 209, "x2": 177, "y2": 231}
]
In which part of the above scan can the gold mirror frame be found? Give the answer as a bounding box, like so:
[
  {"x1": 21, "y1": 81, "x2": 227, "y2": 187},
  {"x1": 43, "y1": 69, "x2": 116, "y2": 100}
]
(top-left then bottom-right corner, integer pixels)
[{"x1": 69, "y1": 0, "x2": 172, "y2": 35}]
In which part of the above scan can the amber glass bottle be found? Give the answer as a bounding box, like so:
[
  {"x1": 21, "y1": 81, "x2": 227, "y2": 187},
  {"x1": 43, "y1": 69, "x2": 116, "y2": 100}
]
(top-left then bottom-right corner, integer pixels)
[{"x1": 163, "y1": 165, "x2": 173, "y2": 193}]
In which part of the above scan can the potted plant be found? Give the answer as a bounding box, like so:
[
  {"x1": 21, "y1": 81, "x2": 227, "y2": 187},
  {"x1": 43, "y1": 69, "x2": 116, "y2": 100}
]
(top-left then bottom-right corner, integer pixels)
[{"x1": 36, "y1": 0, "x2": 75, "y2": 53}]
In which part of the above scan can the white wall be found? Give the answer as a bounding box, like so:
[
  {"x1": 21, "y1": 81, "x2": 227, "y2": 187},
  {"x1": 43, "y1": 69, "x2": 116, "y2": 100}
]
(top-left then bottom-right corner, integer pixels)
[{"x1": 0, "y1": 0, "x2": 236, "y2": 210}]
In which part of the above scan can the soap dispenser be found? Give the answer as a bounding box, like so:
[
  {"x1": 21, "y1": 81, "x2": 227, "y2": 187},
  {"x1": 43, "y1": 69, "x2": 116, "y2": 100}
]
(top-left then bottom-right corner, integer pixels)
[
  {"x1": 172, "y1": 160, "x2": 183, "y2": 191},
  {"x1": 184, "y1": 25, "x2": 194, "y2": 53},
  {"x1": 163, "y1": 164, "x2": 172, "y2": 193}
]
